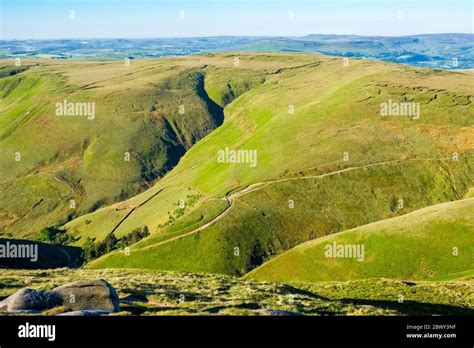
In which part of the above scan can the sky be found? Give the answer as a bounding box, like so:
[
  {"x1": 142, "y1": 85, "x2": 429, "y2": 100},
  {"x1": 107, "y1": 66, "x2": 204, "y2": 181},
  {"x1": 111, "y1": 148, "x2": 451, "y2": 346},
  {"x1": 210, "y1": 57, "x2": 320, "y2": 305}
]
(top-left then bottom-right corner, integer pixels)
[{"x1": 1, "y1": 0, "x2": 473, "y2": 40}]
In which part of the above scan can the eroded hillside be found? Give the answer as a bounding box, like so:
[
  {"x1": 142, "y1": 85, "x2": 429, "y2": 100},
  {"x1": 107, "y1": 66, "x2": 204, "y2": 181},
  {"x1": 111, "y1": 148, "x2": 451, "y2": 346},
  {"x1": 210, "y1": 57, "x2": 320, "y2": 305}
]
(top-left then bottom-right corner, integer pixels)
[{"x1": 0, "y1": 56, "x2": 275, "y2": 237}]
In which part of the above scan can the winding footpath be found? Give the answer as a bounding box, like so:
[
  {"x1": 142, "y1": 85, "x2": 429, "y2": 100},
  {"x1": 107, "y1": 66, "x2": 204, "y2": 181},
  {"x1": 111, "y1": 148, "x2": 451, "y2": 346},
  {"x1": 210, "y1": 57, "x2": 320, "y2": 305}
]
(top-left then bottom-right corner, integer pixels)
[
  {"x1": 139, "y1": 157, "x2": 438, "y2": 251},
  {"x1": 109, "y1": 153, "x2": 471, "y2": 252}
]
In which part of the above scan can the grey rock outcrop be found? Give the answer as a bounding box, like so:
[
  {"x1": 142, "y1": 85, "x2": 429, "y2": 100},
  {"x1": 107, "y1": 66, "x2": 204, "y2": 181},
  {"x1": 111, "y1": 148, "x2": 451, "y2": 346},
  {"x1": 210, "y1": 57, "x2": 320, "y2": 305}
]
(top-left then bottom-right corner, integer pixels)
[
  {"x1": 0, "y1": 288, "x2": 61, "y2": 311},
  {"x1": 0, "y1": 279, "x2": 120, "y2": 313},
  {"x1": 52, "y1": 279, "x2": 120, "y2": 312}
]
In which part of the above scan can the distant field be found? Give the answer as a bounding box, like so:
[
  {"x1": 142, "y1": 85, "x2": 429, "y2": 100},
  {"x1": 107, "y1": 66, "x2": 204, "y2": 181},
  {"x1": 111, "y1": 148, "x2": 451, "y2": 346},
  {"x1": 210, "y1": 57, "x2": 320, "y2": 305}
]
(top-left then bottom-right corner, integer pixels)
[{"x1": 2, "y1": 34, "x2": 473, "y2": 69}]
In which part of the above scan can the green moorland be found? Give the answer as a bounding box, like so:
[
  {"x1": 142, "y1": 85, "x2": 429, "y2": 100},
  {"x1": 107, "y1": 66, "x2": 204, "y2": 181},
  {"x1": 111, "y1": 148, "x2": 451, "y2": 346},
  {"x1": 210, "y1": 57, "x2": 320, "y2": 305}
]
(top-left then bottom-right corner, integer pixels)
[
  {"x1": 247, "y1": 197, "x2": 474, "y2": 282},
  {"x1": 0, "y1": 268, "x2": 472, "y2": 315},
  {"x1": 82, "y1": 53, "x2": 473, "y2": 276},
  {"x1": 1, "y1": 53, "x2": 473, "y2": 278},
  {"x1": 0, "y1": 60, "x2": 228, "y2": 237}
]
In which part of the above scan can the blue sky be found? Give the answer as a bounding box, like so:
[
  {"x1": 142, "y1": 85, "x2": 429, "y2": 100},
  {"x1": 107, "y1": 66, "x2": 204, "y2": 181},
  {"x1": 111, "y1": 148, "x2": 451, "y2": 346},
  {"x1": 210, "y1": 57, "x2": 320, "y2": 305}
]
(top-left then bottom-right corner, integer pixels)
[{"x1": 1, "y1": 0, "x2": 473, "y2": 39}]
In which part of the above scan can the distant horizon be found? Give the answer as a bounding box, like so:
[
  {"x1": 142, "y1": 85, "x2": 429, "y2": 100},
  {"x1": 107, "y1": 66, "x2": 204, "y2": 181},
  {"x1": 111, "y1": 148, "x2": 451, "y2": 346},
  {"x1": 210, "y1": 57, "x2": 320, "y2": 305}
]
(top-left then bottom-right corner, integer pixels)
[
  {"x1": 2, "y1": 32, "x2": 473, "y2": 42},
  {"x1": 1, "y1": 0, "x2": 472, "y2": 40}
]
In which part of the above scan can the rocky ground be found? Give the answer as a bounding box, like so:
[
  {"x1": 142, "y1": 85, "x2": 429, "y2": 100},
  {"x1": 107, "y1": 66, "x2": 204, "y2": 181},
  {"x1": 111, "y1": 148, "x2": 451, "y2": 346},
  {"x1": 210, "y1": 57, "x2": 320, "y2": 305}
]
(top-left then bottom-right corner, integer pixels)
[{"x1": 0, "y1": 268, "x2": 472, "y2": 316}]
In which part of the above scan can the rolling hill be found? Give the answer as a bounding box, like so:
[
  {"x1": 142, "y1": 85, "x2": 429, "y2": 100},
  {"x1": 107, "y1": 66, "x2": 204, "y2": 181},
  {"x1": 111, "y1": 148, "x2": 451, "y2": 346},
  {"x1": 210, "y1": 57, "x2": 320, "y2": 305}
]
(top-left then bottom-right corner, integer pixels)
[
  {"x1": 0, "y1": 59, "x2": 228, "y2": 236},
  {"x1": 247, "y1": 198, "x2": 474, "y2": 282}
]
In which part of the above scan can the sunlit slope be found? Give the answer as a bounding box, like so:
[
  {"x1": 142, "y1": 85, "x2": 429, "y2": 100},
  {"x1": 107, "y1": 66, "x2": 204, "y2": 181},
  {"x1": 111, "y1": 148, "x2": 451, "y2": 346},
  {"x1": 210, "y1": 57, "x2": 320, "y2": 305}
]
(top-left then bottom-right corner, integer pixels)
[
  {"x1": 89, "y1": 158, "x2": 474, "y2": 275},
  {"x1": 247, "y1": 198, "x2": 474, "y2": 282},
  {"x1": 84, "y1": 54, "x2": 473, "y2": 275},
  {"x1": 0, "y1": 56, "x2": 275, "y2": 237}
]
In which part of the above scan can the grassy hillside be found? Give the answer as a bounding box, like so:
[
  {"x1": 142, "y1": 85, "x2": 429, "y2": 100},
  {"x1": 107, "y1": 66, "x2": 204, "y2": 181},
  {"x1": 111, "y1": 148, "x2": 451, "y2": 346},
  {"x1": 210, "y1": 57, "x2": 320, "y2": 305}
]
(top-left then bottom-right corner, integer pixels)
[
  {"x1": 1, "y1": 53, "x2": 473, "y2": 277},
  {"x1": 79, "y1": 54, "x2": 473, "y2": 275},
  {"x1": 89, "y1": 158, "x2": 474, "y2": 275},
  {"x1": 76, "y1": 54, "x2": 473, "y2": 275},
  {"x1": 247, "y1": 198, "x2": 474, "y2": 282},
  {"x1": 0, "y1": 59, "x2": 228, "y2": 237}
]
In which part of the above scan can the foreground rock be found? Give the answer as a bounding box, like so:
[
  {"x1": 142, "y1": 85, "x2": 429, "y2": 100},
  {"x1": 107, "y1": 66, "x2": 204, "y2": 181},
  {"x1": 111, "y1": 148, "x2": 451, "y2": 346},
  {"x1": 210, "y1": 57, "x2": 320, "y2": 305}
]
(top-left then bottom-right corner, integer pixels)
[
  {"x1": 53, "y1": 279, "x2": 120, "y2": 312},
  {"x1": 0, "y1": 279, "x2": 120, "y2": 313},
  {"x1": 0, "y1": 288, "x2": 61, "y2": 311}
]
